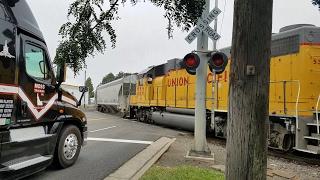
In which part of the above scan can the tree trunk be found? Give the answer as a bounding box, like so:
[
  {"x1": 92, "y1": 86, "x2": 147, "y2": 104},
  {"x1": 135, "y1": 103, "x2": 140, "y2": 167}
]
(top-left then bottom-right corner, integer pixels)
[{"x1": 225, "y1": 0, "x2": 273, "y2": 179}]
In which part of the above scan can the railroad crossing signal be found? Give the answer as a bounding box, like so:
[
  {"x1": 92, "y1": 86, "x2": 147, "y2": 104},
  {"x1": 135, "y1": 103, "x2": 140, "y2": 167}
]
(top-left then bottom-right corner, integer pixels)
[
  {"x1": 185, "y1": 7, "x2": 222, "y2": 44},
  {"x1": 208, "y1": 52, "x2": 228, "y2": 74},
  {"x1": 182, "y1": 53, "x2": 200, "y2": 75},
  {"x1": 182, "y1": 51, "x2": 228, "y2": 75}
]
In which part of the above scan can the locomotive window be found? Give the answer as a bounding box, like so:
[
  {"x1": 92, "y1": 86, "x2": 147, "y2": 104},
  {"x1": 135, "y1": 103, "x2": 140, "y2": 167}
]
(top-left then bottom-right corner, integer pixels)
[
  {"x1": 271, "y1": 35, "x2": 299, "y2": 57},
  {"x1": 25, "y1": 44, "x2": 50, "y2": 80}
]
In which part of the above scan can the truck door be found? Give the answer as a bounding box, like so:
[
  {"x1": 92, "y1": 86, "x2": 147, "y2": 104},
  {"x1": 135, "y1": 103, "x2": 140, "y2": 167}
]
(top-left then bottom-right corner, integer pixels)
[{"x1": 16, "y1": 34, "x2": 59, "y2": 125}]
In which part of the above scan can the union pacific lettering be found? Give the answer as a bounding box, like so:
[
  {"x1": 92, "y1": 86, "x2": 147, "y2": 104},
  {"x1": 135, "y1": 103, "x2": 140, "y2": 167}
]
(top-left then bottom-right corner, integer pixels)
[
  {"x1": 166, "y1": 71, "x2": 228, "y2": 87},
  {"x1": 168, "y1": 77, "x2": 189, "y2": 87},
  {"x1": 207, "y1": 71, "x2": 228, "y2": 83}
]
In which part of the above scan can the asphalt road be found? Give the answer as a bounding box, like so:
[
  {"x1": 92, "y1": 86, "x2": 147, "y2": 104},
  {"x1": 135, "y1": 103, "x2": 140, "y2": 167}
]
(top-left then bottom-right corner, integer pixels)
[{"x1": 26, "y1": 111, "x2": 183, "y2": 180}]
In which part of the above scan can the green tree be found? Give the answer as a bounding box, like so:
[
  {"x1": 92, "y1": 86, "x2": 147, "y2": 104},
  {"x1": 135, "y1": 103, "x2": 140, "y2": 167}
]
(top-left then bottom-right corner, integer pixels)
[
  {"x1": 102, "y1": 73, "x2": 115, "y2": 84},
  {"x1": 85, "y1": 77, "x2": 94, "y2": 98},
  {"x1": 54, "y1": 0, "x2": 205, "y2": 74},
  {"x1": 115, "y1": 71, "x2": 131, "y2": 80}
]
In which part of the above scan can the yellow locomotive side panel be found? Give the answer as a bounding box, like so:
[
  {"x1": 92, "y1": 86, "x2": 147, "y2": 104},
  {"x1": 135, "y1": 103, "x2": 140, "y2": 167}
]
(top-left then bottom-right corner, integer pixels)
[
  {"x1": 295, "y1": 45, "x2": 320, "y2": 114},
  {"x1": 165, "y1": 70, "x2": 176, "y2": 107},
  {"x1": 206, "y1": 67, "x2": 230, "y2": 111},
  {"x1": 130, "y1": 79, "x2": 151, "y2": 106},
  {"x1": 150, "y1": 76, "x2": 166, "y2": 107},
  {"x1": 211, "y1": 44, "x2": 320, "y2": 117},
  {"x1": 166, "y1": 69, "x2": 195, "y2": 108},
  {"x1": 130, "y1": 44, "x2": 320, "y2": 118},
  {"x1": 270, "y1": 52, "x2": 297, "y2": 116},
  {"x1": 268, "y1": 45, "x2": 320, "y2": 116}
]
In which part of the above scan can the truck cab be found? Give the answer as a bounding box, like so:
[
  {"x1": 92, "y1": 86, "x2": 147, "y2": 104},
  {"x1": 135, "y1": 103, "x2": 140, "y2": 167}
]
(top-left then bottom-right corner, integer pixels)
[{"x1": 0, "y1": 1, "x2": 87, "y2": 179}]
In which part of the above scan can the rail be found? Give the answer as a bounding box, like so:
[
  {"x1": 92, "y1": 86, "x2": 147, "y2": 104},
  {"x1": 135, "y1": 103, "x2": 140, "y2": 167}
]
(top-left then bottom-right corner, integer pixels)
[
  {"x1": 269, "y1": 80, "x2": 301, "y2": 128},
  {"x1": 316, "y1": 93, "x2": 320, "y2": 134}
]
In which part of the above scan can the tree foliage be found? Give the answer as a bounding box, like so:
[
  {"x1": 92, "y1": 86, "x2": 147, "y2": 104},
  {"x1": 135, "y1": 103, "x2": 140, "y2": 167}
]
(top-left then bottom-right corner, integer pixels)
[
  {"x1": 313, "y1": 0, "x2": 320, "y2": 9},
  {"x1": 54, "y1": 0, "x2": 205, "y2": 75},
  {"x1": 85, "y1": 77, "x2": 94, "y2": 98},
  {"x1": 102, "y1": 73, "x2": 115, "y2": 84},
  {"x1": 101, "y1": 71, "x2": 131, "y2": 84},
  {"x1": 115, "y1": 71, "x2": 131, "y2": 79}
]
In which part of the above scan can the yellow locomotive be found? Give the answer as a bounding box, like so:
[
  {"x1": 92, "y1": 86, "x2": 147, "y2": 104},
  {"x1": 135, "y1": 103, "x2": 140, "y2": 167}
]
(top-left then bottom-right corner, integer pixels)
[{"x1": 98, "y1": 24, "x2": 320, "y2": 154}]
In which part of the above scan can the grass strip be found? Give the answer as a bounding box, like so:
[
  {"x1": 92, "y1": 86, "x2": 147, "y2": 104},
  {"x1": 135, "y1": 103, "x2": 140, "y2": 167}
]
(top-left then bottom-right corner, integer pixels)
[{"x1": 141, "y1": 165, "x2": 225, "y2": 180}]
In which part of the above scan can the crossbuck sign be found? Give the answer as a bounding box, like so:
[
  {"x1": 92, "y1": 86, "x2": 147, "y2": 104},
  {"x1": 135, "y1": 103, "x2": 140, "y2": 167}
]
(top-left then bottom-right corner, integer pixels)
[{"x1": 185, "y1": 7, "x2": 222, "y2": 44}]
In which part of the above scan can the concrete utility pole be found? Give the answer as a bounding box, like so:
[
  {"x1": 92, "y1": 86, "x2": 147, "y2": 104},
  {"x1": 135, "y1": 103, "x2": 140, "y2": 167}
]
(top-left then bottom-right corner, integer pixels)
[{"x1": 193, "y1": 0, "x2": 210, "y2": 154}]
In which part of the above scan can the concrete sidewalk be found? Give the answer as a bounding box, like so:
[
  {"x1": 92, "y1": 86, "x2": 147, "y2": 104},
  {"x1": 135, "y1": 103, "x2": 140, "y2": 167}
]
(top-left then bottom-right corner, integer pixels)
[{"x1": 105, "y1": 137, "x2": 175, "y2": 180}]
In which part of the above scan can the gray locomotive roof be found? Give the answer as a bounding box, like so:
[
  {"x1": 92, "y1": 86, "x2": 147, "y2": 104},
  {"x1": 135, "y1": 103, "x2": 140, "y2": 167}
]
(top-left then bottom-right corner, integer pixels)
[
  {"x1": 219, "y1": 25, "x2": 320, "y2": 58},
  {"x1": 139, "y1": 66, "x2": 155, "y2": 75},
  {"x1": 272, "y1": 25, "x2": 320, "y2": 42},
  {"x1": 5, "y1": 0, "x2": 44, "y2": 40}
]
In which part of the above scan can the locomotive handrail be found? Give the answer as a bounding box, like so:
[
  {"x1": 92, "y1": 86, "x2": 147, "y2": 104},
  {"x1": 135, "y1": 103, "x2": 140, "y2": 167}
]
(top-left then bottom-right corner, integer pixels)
[
  {"x1": 269, "y1": 80, "x2": 301, "y2": 128},
  {"x1": 316, "y1": 93, "x2": 320, "y2": 134}
]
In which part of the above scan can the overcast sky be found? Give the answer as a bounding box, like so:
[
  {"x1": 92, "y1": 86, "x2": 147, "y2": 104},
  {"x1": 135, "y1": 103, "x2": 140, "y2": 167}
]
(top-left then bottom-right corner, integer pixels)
[{"x1": 26, "y1": 0, "x2": 320, "y2": 88}]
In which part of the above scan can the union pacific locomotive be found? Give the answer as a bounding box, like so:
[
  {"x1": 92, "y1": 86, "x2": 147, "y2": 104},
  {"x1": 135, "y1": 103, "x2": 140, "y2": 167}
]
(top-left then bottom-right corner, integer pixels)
[{"x1": 96, "y1": 24, "x2": 320, "y2": 154}]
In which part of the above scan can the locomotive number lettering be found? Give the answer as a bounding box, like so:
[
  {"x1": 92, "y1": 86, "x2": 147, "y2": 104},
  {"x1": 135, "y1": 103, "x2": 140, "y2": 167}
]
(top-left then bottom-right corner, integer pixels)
[{"x1": 313, "y1": 57, "x2": 320, "y2": 65}]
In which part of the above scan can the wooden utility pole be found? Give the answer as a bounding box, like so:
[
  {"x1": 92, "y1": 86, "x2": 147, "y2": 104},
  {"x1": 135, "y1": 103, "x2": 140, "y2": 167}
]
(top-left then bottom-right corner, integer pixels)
[{"x1": 226, "y1": 0, "x2": 273, "y2": 179}]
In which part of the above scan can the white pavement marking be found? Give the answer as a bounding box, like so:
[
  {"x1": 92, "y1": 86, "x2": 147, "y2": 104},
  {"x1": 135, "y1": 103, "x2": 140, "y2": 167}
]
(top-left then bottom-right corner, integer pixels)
[
  {"x1": 89, "y1": 118, "x2": 109, "y2": 121},
  {"x1": 87, "y1": 137, "x2": 153, "y2": 145},
  {"x1": 90, "y1": 126, "x2": 117, "y2": 133}
]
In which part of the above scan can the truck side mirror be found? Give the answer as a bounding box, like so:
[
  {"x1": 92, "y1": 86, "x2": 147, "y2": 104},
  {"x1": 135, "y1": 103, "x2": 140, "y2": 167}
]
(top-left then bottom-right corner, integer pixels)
[
  {"x1": 79, "y1": 86, "x2": 88, "y2": 93},
  {"x1": 56, "y1": 63, "x2": 66, "y2": 84},
  {"x1": 77, "y1": 86, "x2": 88, "y2": 107}
]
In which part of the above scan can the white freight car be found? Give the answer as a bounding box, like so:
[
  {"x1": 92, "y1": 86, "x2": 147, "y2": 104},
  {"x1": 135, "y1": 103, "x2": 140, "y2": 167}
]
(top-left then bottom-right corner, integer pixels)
[{"x1": 96, "y1": 75, "x2": 137, "y2": 117}]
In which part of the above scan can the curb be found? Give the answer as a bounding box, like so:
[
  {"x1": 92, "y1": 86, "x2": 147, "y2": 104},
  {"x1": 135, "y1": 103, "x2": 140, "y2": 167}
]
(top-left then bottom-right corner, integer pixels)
[{"x1": 105, "y1": 137, "x2": 176, "y2": 180}]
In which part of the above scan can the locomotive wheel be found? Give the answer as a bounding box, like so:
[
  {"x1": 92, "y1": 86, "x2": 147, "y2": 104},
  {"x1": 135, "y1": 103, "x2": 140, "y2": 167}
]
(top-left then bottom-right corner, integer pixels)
[
  {"x1": 120, "y1": 111, "x2": 127, "y2": 118},
  {"x1": 129, "y1": 108, "x2": 135, "y2": 119},
  {"x1": 282, "y1": 134, "x2": 294, "y2": 152}
]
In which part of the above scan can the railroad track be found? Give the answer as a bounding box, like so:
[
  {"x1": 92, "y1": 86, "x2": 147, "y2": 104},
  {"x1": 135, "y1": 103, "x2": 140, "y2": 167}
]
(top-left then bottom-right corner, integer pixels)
[
  {"x1": 114, "y1": 113, "x2": 320, "y2": 165},
  {"x1": 267, "y1": 149, "x2": 320, "y2": 166},
  {"x1": 207, "y1": 137, "x2": 320, "y2": 165}
]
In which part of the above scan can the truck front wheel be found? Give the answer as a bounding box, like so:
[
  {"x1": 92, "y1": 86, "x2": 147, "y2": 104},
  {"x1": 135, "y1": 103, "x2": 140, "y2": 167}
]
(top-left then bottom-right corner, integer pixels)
[{"x1": 54, "y1": 125, "x2": 82, "y2": 168}]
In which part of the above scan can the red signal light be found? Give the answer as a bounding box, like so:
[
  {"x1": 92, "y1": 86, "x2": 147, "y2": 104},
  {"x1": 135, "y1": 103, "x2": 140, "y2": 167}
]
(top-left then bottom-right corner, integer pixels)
[
  {"x1": 208, "y1": 52, "x2": 228, "y2": 74},
  {"x1": 185, "y1": 57, "x2": 197, "y2": 67},
  {"x1": 182, "y1": 53, "x2": 200, "y2": 75},
  {"x1": 211, "y1": 54, "x2": 224, "y2": 67}
]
